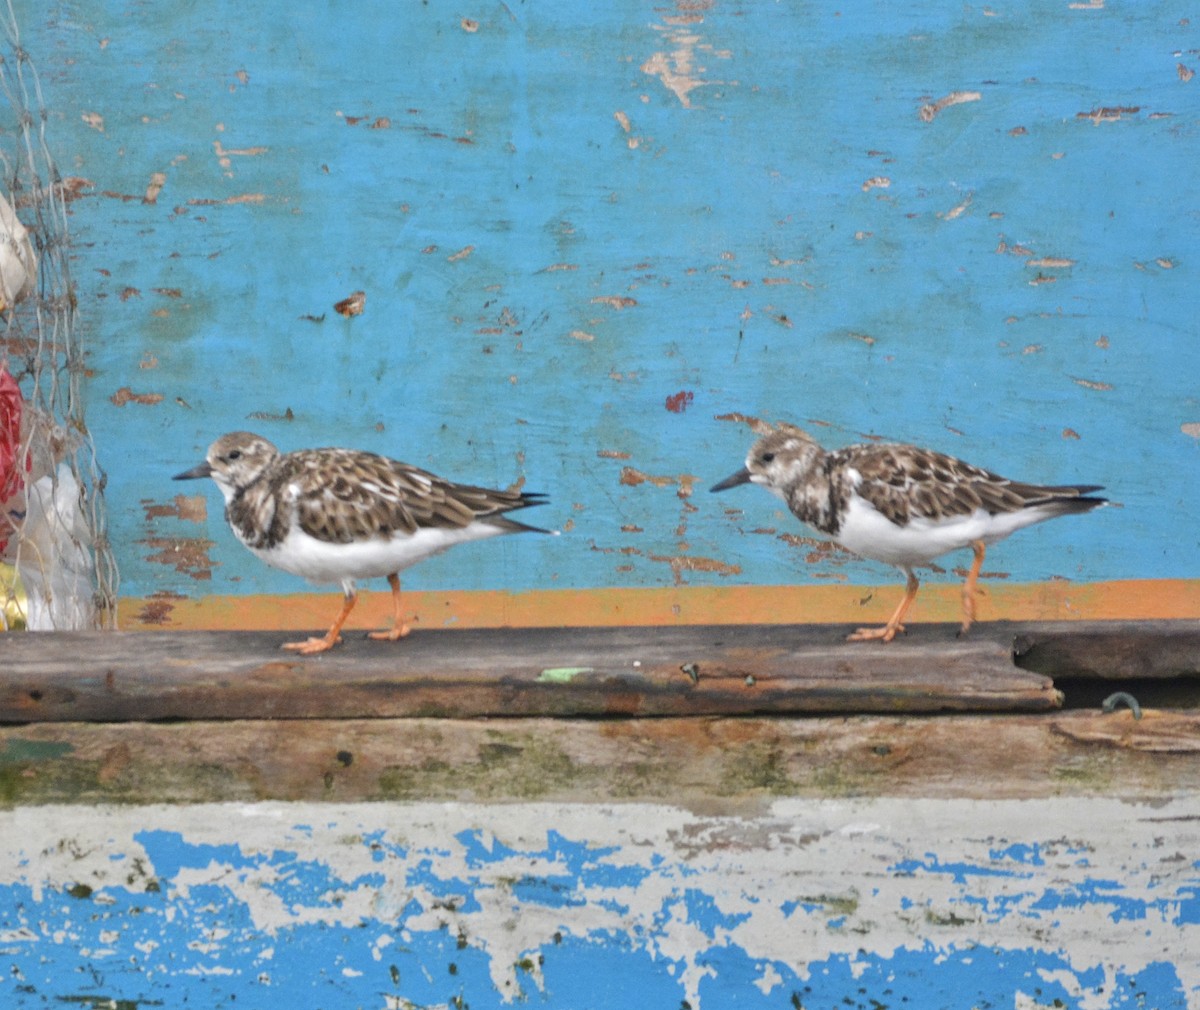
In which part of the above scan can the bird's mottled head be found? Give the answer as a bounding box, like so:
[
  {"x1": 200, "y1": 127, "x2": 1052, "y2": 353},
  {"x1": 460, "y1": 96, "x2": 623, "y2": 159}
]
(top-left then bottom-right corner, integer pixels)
[
  {"x1": 711, "y1": 422, "x2": 822, "y2": 496},
  {"x1": 173, "y1": 431, "x2": 280, "y2": 500}
]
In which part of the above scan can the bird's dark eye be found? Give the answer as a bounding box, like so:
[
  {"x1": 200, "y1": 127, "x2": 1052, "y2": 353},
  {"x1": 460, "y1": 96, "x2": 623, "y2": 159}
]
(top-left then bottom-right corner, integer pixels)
[
  {"x1": 761, "y1": 452, "x2": 775, "y2": 463},
  {"x1": 227, "y1": 450, "x2": 242, "y2": 461}
]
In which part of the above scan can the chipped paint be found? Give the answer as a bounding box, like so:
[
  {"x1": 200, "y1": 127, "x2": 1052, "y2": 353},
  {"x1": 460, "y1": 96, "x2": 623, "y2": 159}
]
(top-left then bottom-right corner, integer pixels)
[
  {"x1": 20, "y1": 0, "x2": 1199, "y2": 613},
  {"x1": 0, "y1": 798, "x2": 1196, "y2": 1008},
  {"x1": 536, "y1": 667, "x2": 593, "y2": 683}
]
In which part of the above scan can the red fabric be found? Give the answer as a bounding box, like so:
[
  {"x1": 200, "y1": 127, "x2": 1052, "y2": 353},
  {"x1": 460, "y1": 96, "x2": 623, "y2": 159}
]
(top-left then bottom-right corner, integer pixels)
[{"x1": 0, "y1": 364, "x2": 25, "y2": 552}]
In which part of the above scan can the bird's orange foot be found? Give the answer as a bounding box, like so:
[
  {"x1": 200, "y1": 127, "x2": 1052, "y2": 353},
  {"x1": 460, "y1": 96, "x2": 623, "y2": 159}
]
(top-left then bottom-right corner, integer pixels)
[
  {"x1": 846, "y1": 623, "x2": 905, "y2": 643},
  {"x1": 281, "y1": 635, "x2": 342, "y2": 655},
  {"x1": 368, "y1": 623, "x2": 412, "y2": 642}
]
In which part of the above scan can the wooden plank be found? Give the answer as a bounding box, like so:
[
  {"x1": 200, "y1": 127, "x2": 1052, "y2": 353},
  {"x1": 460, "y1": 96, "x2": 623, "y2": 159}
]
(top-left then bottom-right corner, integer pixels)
[
  {"x1": 0, "y1": 625, "x2": 1058, "y2": 722},
  {"x1": 3, "y1": 710, "x2": 1198, "y2": 807},
  {"x1": 1012, "y1": 620, "x2": 1200, "y2": 679}
]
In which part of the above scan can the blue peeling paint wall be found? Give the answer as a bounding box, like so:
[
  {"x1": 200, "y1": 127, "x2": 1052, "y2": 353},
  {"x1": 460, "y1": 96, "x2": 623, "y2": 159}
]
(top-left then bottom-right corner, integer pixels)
[
  {"x1": 15, "y1": 0, "x2": 1200, "y2": 600},
  {"x1": 2, "y1": 799, "x2": 1198, "y2": 1009}
]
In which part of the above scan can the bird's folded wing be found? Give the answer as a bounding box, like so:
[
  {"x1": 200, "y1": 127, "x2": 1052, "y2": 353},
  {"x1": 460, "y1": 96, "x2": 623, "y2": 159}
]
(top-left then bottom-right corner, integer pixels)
[
  {"x1": 284, "y1": 450, "x2": 529, "y2": 544},
  {"x1": 845, "y1": 444, "x2": 1028, "y2": 525}
]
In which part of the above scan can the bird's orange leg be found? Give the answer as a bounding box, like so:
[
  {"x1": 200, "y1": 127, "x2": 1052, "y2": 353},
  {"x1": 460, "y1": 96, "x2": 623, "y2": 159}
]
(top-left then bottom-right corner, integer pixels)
[
  {"x1": 282, "y1": 589, "x2": 357, "y2": 655},
  {"x1": 959, "y1": 540, "x2": 986, "y2": 637},
  {"x1": 368, "y1": 573, "x2": 412, "y2": 642},
  {"x1": 847, "y1": 570, "x2": 920, "y2": 643}
]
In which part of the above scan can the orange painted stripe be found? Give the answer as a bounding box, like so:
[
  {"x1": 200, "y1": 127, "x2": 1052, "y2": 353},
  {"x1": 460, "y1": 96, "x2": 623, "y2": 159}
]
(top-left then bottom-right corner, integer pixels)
[{"x1": 119, "y1": 579, "x2": 1200, "y2": 631}]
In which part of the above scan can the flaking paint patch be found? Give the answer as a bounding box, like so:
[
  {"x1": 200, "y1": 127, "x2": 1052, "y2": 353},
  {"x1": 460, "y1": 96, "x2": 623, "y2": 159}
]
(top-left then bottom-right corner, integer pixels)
[
  {"x1": 139, "y1": 537, "x2": 216, "y2": 580},
  {"x1": 0, "y1": 798, "x2": 1196, "y2": 1008}
]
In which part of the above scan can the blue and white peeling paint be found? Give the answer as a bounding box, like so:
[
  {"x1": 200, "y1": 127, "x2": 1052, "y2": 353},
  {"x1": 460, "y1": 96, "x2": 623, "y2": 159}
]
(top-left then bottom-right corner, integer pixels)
[{"x1": 1, "y1": 798, "x2": 1197, "y2": 1009}]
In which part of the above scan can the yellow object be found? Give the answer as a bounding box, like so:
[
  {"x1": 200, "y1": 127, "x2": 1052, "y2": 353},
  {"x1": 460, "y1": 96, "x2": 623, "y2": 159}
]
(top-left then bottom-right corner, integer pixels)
[{"x1": 0, "y1": 561, "x2": 27, "y2": 630}]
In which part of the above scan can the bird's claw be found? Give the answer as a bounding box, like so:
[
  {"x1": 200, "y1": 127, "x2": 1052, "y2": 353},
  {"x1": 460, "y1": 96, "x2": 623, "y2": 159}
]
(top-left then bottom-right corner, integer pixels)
[{"x1": 281, "y1": 635, "x2": 342, "y2": 655}]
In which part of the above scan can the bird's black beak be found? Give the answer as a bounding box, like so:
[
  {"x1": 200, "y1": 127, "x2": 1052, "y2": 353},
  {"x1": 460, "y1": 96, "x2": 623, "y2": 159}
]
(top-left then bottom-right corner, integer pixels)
[
  {"x1": 710, "y1": 467, "x2": 752, "y2": 493},
  {"x1": 173, "y1": 462, "x2": 213, "y2": 481}
]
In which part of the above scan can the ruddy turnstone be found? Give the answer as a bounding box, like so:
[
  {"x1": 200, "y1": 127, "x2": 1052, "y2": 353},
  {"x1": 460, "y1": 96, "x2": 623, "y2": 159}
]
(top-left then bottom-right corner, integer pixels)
[
  {"x1": 711, "y1": 422, "x2": 1106, "y2": 642},
  {"x1": 174, "y1": 431, "x2": 554, "y2": 654}
]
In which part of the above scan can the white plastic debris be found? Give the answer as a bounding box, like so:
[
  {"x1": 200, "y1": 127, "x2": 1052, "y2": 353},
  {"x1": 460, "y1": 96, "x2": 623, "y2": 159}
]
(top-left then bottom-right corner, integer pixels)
[
  {"x1": 0, "y1": 190, "x2": 37, "y2": 312},
  {"x1": 14, "y1": 463, "x2": 96, "y2": 629}
]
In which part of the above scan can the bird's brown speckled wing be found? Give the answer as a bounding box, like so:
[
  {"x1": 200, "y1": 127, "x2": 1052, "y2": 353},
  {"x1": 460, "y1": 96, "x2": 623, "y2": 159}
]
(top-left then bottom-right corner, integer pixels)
[
  {"x1": 276, "y1": 449, "x2": 546, "y2": 545},
  {"x1": 839, "y1": 443, "x2": 1099, "y2": 526}
]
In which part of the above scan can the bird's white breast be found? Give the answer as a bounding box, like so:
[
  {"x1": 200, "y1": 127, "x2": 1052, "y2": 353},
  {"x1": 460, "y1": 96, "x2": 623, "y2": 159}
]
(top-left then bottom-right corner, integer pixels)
[
  {"x1": 249, "y1": 522, "x2": 509, "y2": 585},
  {"x1": 834, "y1": 491, "x2": 1063, "y2": 567}
]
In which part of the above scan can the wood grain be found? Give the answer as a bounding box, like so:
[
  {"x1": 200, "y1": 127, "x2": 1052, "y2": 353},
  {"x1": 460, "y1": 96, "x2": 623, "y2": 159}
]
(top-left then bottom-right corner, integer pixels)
[{"x1": 0, "y1": 624, "x2": 1061, "y2": 722}]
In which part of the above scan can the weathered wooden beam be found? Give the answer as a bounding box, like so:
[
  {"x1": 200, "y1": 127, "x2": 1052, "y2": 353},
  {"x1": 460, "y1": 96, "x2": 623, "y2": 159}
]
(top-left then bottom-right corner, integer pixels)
[
  {"x1": 0, "y1": 625, "x2": 1061, "y2": 722},
  {"x1": 2, "y1": 710, "x2": 1197, "y2": 807},
  {"x1": 1011, "y1": 620, "x2": 1200, "y2": 678}
]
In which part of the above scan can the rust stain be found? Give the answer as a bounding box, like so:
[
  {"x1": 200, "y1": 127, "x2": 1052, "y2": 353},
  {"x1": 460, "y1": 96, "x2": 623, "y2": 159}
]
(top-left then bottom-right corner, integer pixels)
[
  {"x1": 119, "y1": 287, "x2": 141, "y2": 301},
  {"x1": 334, "y1": 290, "x2": 366, "y2": 317},
  {"x1": 919, "y1": 90, "x2": 981, "y2": 122},
  {"x1": 714, "y1": 412, "x2": 772, "y2": 434},
  {"x1": 153, "y1": 287, "x2": 183, "y2": 298},
  {"x1": 110, "y1": 387, "x2": 164, "y2": 407},
  {"x1": 649, "y1": 554, "x2": 742, "y2": 585},
  {"x1": 1076, "y1": 105, "x2": 1140, "y2": 124},
  {"x1": 461, "y1": 17, "x2": 479, "y2": 32},
  {"x1": 995, "y1": 239, "x2": 1034, "y2": 257},
  {"x1": 619, "y1": 466, "x2": 674, "y2": 488},
  {"x1": 447, "y1": 245, "x2": 475, "y2": 262},
  {"x1": 597, "y1": 450, "x2": 631, "y2": 460},
  {"x1": 246, "y1": 407, "x2": 295, "y2": 422},
  {"x1": 1179, "y1": 64, "x2": 1195, "y2": 83},
  {"x1": 54, "y1": 177, "x2": 93, "y2": 203},
  {"x1": 140, "y1": 537, "x2": 216, "y2": 581},
  {"x1": 665, "y1": 390, "x2": 694, "y2": 413},
  {"x1": 1063, "y1": 428, "x2": 1081, "y2": 440},
  {"x1": 591, "y1": 296, "x2": 638, "y2": 310},
  {"x1": 141, "y1": 494, "x2": 208, "y2": 523},
  {"x1": 136, "y1": 590, "x2": 186, "y2": 627}
]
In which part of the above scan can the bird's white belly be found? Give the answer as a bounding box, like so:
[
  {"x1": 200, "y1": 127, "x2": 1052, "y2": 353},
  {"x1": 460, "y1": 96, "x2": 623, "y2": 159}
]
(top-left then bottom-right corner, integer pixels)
[
  {"x1": 834, "y1": 493, "x2": 1053, "y2": 567},
  {"x1": 250, "y1": 523, "x2": 507, "y2": 585}
]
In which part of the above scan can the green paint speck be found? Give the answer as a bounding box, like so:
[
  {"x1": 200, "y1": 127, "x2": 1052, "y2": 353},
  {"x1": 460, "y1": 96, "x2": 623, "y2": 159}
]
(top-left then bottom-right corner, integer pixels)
[{"x1": 536, "y1": 667, "x2": 593, "y2": 683}]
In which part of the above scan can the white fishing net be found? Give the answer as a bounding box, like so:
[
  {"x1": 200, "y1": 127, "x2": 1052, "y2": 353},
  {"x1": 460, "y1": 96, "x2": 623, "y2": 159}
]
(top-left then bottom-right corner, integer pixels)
[{"x1": 0, "y1": 0, "x2": 116, "y2": 630}]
